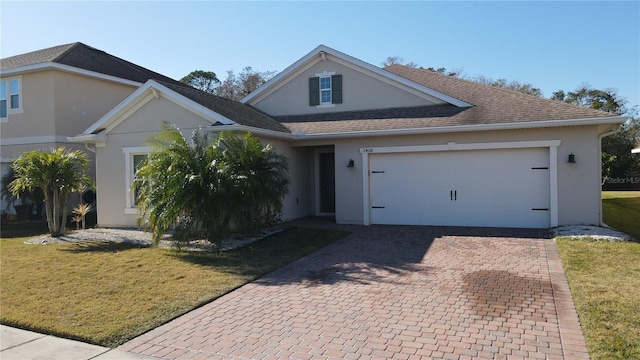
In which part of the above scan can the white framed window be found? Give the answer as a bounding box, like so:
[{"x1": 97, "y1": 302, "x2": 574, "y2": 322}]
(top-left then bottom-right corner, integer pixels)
[
  {"x1": 320, "y1": 76, "x2": 332, "y2": 104},
  {"x1": 123, "y1": 146, "x2": 151, "y2": 214},
  {"x1": 1, "y1": 76, "x2": 23, "y2": 121},
  {"x1": 309, "y1": 72, "x2": 342, "y2": 107}
]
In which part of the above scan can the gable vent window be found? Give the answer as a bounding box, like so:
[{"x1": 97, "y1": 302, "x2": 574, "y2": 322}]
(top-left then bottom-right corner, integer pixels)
[{"x1": 309, "y1": 74, "x2": 342, "y2": 107}]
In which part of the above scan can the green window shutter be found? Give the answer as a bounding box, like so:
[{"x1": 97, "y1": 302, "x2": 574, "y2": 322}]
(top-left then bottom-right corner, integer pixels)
[
  {"x1": 309, "y1": 77, "x2": 320, "y2": 106},
  {"x1": 332, "y1": 75, "x2": 342, "y2": 104}
]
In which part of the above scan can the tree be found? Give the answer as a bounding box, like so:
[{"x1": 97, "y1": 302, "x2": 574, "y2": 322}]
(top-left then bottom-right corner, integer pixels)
[
  {"x1": 135, "y1": 124, "x2": 289, "y2": 248},
  {"x1": 180, "y1": 70, "x2": 220, "y2": 94},
  {"x1": 215, "y1": 67, "x2": 276, "y2": 101},
  {"x1": 552, "y1": 85, "x2": 640, "y2": 186},
  {"x1": 471, "y1": 75, "x2": 543, "y2": 97},
  {"x1": 381, "y1": 56, "x2": 418, "y2": 68},
  {"x1": 9, "y1": 148, "x2": 92, "y2": 236}
]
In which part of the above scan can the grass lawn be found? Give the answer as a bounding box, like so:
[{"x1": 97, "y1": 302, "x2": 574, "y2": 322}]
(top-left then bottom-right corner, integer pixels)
[
  {"x1": 602, "y1": 191, "x2": 640, "y2": 240},
  {"x1": 556, "y1": 191, "x2": 640, "y2": 360},
  {"x1": 0, "y1": 225, "x2": 349, "y2": 347}
]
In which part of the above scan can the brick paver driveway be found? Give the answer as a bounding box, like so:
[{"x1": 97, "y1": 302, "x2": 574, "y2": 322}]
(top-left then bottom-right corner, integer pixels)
[{"x1": 119, "y1": 221, "x2": 589, "y2": 359}]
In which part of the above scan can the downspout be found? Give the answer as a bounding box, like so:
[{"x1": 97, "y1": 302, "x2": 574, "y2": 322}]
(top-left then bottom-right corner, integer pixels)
[
  {"x1": 85, "y1": 143, "x2": 96, "y2": 153},
  {"x1": 598, "y1": 127, "x2": 620, "y2": 226}
]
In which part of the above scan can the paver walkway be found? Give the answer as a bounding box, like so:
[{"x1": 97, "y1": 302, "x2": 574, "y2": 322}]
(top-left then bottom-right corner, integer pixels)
[{"x1": 118, "y1": 221, "x2": 589, "y2": 359}]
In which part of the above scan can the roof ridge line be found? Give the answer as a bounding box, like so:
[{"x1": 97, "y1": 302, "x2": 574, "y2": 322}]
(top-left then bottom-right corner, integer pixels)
[{"x1": 389, "y1": 64, "x2": 616, "y2": 117}]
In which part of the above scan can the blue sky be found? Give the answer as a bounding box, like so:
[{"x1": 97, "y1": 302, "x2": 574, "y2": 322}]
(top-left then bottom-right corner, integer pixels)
[{"x1": 2, "y1": 1, "x2": 639, "y2": 109}]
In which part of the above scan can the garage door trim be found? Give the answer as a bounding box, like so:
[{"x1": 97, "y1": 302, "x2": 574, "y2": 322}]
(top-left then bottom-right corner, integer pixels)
[{"x1": 360, "y1": 140, "x2": 561, "y2": 227}]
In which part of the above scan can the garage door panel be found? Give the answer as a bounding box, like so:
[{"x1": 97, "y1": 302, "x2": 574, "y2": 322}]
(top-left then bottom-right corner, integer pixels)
[{"x1": 369, "y1": 148, "x2": 550, "y2": 228}]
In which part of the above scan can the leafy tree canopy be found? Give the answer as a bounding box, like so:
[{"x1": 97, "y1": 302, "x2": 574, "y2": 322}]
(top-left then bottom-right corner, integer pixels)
[
  {"x1": 180, "y1": 70, "x2": 220, "y2": 94},
  {"x1": 215, "y1": 67, "x2": 276, "y2": 101}
]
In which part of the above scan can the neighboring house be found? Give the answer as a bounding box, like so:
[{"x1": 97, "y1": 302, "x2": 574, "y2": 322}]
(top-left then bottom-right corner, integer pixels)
[
  {"x1": 0, "y1": 42, "x2": 188, "y2": 213},
  {"x1": 633, "y1": 147, "x2": 640, "y2": 154},
  {"x1": 68, "y1": 44, "x2": 626, "y2": 229}
]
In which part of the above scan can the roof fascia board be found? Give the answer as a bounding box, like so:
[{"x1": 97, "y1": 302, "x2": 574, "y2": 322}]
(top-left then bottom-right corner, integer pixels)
[
  {"x1": 148, "y1": 82, "x2": 236, "y2": 126},
  {"x1": 1, "y1": 62, "x2": 142, "y2": 87},
  {"x1": 241, "y1": 45, "x2": 327, "y2": 104},
  {"x1": 241, "y1": 45, "x2": 471, "y2": 108},
  {"x1": 83, "y1": 80, "x2": 236, "y2": 135},
  {"x1": 208, "y1": 124, "x2": 295, "y2": 140},
  {"x1": 291, "y1": 115, "x2": 627, "y2": 141},
  {"x1": 84, "y1": 81, "x2": 157, "y2": 134}
]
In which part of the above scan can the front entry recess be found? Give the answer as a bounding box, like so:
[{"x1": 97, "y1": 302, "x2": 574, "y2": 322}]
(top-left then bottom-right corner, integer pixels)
[{"x1": 319, "y1": 152, "x2": 335, "y2": 213}]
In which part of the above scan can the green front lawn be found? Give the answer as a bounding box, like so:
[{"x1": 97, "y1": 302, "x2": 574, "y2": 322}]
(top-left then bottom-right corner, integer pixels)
[
  {"x1": 556, "y1": 191, "x2": 640, "y2": 360},
  {"x1": 602, "y1": 191, "x2": 640, "y2": 240},
  {"x1": 0, "y1": 227, "x2": 349, "y2": 347}
]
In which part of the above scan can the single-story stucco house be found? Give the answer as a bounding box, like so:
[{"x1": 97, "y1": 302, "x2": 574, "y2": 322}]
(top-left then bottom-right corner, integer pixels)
[{"x1": 68, "y1": 45, "x2": 626, "y2": 229}]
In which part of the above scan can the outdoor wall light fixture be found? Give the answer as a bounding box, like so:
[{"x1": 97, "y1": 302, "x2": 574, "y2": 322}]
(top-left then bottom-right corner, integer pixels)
[
  {"x1": 347, "y1": 159, "x2": 355, "y2": 168},
  {"x1": 568, "y1": 153, "x2": 576, "y2": 163}
]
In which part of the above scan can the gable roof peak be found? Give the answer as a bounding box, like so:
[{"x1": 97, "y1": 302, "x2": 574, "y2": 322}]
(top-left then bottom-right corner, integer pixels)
[{"x1": 242, "y1": 44, "x2": 471, "y2": 107}]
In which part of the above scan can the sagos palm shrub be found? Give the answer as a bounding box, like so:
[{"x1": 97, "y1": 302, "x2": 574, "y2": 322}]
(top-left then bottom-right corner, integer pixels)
[
  {"x1": 9, "y1": 147, "x2": 92, "y2": 237},
  {"x1": 135, "y1": 124, "x2": 289, "y2": 249}
]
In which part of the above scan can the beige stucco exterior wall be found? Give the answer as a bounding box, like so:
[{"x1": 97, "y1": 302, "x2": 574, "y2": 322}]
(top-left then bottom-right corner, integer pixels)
[
  {"x1": 1, "y1": 71, "x2": 56, "y2": 139},
  {"x1": 0, "y1": 69, "x2": 136, "y2": 194},
  {"x1": 250, "y1": 59, "x2": 442, "y2": 116},
  {"x1": 53, "y1": 71, "x2": 136, "y2": 136},
  {"x1": 300, "y1": 125, "x2": 611, "y2": 227},
  {"x1": 95, "y1": 96, "x2": 314, "y2": 227},
  {"x1": 0, "y1": 70, "x2": 135, "y2": 140}
]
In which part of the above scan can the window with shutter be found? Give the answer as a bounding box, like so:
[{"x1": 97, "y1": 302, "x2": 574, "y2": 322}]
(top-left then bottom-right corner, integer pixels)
[
  {"x1": 309, "y1": 77, "x2": 320, "y2": 106},
  {"x1": 309, "y1": 74, "x2": 342, "y2": 107}
]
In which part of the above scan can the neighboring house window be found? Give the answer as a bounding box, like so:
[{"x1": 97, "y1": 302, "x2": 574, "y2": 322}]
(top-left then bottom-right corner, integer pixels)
[
  {"x1": 1, "y1": 77, "x2": 23, "y2": 120},
  {"x1": 123, "y1": 147, "x2": 150, "y2": 214},
  {"x1": 309, "y1": 73, "x2": 342, "y2": 106}
]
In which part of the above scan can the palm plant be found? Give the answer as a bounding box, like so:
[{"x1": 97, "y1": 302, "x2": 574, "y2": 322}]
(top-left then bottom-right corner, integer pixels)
[
  {"x1": 136, "y1": 124, "x2": 233, "y2": 248},
  {"x1": 135, "y1": 124, "x2": 289, "y2": 249},
  {"x1": 217, "y1": 132, "x2": 289, "y2": 231},
  {"x1": 9, "y1": 147, "x2": 92, "y2": 237},
  {"x1": 72, "y1": 202, "x2": 94, "y2": 230}
]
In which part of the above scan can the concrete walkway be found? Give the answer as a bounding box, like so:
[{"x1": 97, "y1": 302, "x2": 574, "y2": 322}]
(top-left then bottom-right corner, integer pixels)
[
  {"x1": 0, "y1": 325, "x2": 154, "y2": 360},
  {"x1": 118, "y1": 222, "x2": 589, "y2": 359},
  {"x1": 1, "y1": 222, "x2": 590, "y2": 359}
]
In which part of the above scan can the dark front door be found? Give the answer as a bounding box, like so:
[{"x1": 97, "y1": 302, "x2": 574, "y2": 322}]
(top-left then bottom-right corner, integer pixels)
[{"x1": 319, "y1": 152, "x2": 335, "y2": 213}]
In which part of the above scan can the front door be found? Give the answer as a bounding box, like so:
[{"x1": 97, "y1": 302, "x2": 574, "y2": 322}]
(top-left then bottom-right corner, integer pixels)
[{"x1": 319, "y1": 152, "x2": 335, "y2": 213}]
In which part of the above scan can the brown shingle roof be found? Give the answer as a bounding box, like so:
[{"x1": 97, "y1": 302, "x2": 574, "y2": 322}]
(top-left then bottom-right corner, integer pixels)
[
  {"x1": 281, "y1": 64, "x2": 617, "y2": 134},
  {"x1": 1, "y1": 42, "x2": 184, "y2": 86},
  {"x1": 159, "y1": 81, "x2": 289, "y2": 133}
]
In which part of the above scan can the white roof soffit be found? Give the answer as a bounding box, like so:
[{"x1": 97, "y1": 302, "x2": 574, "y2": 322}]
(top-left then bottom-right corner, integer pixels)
[
  {"x1": 240, "y1": 45, "x2": 472, "y2": 108},
  {"x1": 291, "y1": 115, "x2": 627, "y2": 140},
  {"x1": 83, "y1": 80, "x2": 236, "y2": 135},
  {"x1": 1, "y1": 62, "x2": 142, "y2": 87}
]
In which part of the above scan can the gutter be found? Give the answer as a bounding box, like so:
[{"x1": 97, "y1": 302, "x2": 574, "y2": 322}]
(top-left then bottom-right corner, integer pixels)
[
  {"x1": 291, "y1": 115, "x2": 627, "y2": 140},
  {"x1": 208, "y1": 124, "x2": 295, "y2": 140},
  {"x1": 67, "y1": 132, "x2": 107, "y2": 144}
]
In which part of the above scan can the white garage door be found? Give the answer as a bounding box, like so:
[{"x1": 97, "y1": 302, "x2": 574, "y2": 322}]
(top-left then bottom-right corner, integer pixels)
[{"x1": 369, "y1": 148, "x2": 550, "y2": 228}]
